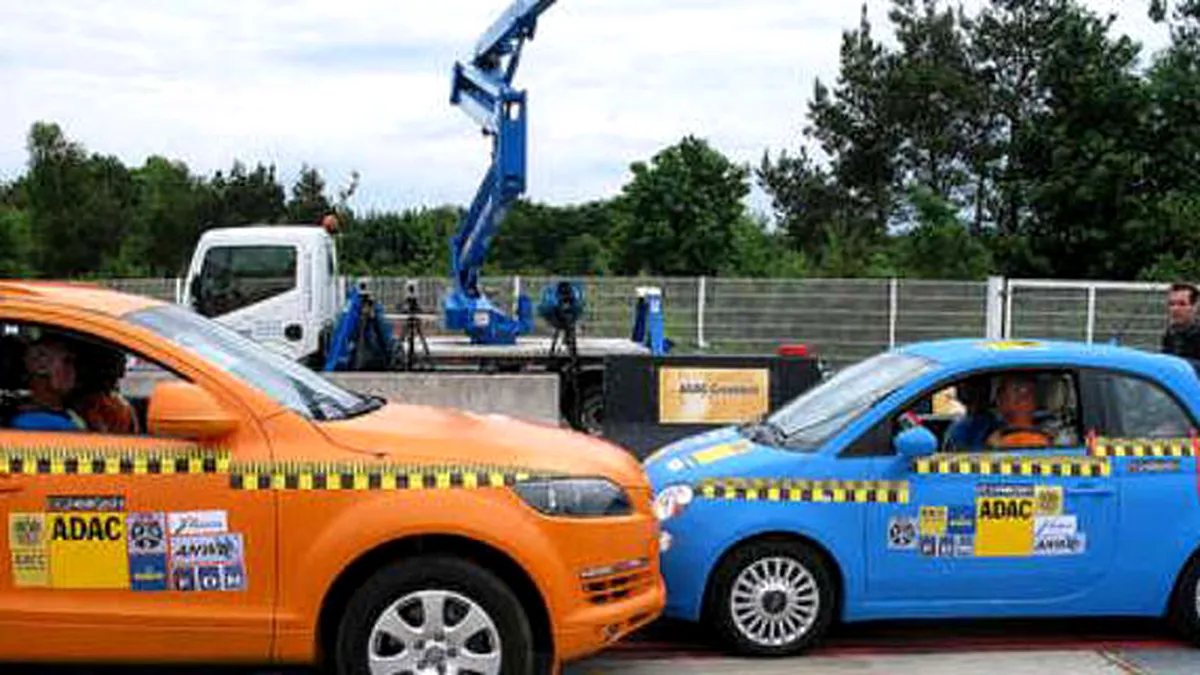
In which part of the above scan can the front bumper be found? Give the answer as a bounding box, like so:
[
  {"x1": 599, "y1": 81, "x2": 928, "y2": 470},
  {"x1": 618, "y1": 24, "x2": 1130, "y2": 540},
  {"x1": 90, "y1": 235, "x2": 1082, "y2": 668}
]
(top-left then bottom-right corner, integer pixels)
[
  {"x1": 555, "y1": 569, "x2": 666, "y2": 662},
  {"x1": 547, "y1": 494, "x2": 667, "y2": 664}
]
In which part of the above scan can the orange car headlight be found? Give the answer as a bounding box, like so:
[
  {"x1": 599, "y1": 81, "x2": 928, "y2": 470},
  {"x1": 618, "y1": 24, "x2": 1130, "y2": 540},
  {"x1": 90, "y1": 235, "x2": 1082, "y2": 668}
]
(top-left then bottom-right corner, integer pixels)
[{"x1": 512, "y1": 478, "x2": 633, "y2": 518}]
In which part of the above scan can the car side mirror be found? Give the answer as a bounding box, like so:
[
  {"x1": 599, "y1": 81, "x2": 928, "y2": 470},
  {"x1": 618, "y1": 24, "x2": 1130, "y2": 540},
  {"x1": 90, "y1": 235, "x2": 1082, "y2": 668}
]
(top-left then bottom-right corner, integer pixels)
[
  {"x1": 893, "y1": 426, "x2": 938, "y2": 459},
  {"x1": 147, "y1": 381, "x2": 238, "y2": 440}
]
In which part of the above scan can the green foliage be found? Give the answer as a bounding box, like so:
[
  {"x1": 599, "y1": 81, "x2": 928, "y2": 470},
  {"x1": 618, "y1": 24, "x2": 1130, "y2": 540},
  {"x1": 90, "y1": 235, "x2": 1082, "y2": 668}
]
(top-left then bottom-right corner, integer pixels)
[
  {"x1": 14, "y1": 0, "x2": 1200, "y2": 284},
  {"x1": 25, "y1": 122, "x2": 134, "y2": 278},
  {"x1": 486, "y1": 199, "x2": 622, "y2": 275},
  {"x1": 895, "y1": 187, "x2": 994, "y2": 279},
  {"x1": 724, "y1": 214, "x2": 808, "y2": 278},
  {"x1": 615, "y1": 135, "x2": 751, "y2": 276},
  {"x1": 337, "y1": 207, "x2": 455, "y2": 277},
  {"x1": 286, "y1": 165, "x2": 332, "y2": 225},
  {"x1": 0, "y1": 206, "x2": 33, "y2": 276}
]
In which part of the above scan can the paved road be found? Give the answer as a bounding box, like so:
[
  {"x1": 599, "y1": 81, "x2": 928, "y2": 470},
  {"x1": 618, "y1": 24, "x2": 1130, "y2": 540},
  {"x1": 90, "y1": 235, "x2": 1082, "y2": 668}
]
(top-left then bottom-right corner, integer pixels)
[
  {"x1": 567, "y1": 617, "x2": 1197, "y2": 674},
  {"x1": 7, "y1": 617, "x2": 1200, "y2": 674}
]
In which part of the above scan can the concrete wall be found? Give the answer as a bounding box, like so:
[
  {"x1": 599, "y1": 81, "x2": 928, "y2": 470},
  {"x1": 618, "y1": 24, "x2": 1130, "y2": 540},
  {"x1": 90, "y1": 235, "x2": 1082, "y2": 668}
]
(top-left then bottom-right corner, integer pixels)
[
  {"x1": 328, "y1": 373, "x2": 560, "y2": 425},
  {"x1": 123, "y1": 371, "x2": 561, "y2": 426}
]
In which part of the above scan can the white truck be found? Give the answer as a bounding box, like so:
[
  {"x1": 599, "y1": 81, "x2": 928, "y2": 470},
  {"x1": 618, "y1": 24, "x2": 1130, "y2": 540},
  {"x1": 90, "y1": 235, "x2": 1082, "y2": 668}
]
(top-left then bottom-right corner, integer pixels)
[{"x1": 181, "y1": 225, "x2": 661, "y2": 433}]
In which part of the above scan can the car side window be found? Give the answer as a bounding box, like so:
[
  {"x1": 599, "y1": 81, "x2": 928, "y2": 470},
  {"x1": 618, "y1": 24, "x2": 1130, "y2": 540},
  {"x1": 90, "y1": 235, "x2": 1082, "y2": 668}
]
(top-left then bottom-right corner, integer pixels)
[
  {"x1": 0, "y1": 321, "x2": 187, "y2": 438},
  {"x1": 869, "y1": 369, "x2": 1082, "y2": 456},
  {"x1": 1096, "y1": 372, "x2": 1196, "y2": 439}
]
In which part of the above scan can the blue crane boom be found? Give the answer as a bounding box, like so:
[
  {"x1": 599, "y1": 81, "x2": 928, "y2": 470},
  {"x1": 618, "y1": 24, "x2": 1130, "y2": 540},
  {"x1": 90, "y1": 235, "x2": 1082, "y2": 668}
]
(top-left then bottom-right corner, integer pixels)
[{"x1": 446, "y1": 0, "x2": 558, "y2": 344}]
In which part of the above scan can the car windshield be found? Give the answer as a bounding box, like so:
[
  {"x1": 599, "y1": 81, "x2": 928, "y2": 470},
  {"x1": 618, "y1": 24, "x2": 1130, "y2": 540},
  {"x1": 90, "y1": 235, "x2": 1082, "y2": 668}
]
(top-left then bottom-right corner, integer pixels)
[
  {"x1": 765, "y1": 351, "x2": 936, "y2": 451},
  {"x1": 124, "y1": 304, "x2": 380, "y2": 421}
]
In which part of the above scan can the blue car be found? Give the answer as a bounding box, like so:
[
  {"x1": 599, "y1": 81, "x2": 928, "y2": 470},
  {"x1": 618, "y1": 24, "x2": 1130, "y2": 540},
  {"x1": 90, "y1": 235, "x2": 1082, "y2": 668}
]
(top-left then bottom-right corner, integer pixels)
[{"x1": 644, "y1": 338, "x2": 1200, "y2": 655}]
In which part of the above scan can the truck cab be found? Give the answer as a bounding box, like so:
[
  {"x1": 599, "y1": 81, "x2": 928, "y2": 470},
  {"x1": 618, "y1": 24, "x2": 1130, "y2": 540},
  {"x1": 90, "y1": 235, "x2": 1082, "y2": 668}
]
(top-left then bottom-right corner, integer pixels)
[{"x1": 184, "y1": 225, "x2": 342, "y2": 364}]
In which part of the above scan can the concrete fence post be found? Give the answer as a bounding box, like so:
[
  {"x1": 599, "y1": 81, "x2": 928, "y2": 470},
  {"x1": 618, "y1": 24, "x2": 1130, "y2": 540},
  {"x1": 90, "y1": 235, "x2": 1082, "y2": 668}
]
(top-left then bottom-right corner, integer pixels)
[
  {"x1": 888, "y1": 278, "x2": 899, "y2": 349},
  {"x1": 1086, "y1": 285, "x2": 1097, "y2": 344},
  {"x1": 985, "y1": 276, "x2": 1005, "y2": 339},
  {"x1": 697, "y1": 276, "x2": 708, "y2": 349}
]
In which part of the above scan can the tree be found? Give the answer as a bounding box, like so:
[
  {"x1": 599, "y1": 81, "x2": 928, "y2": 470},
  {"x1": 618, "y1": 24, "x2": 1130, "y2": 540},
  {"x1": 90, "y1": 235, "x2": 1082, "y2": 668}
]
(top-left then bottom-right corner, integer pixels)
[
  {"x1": 201, "y1": 160, "x2": 286, "y2": 228},
  {"x1": 23, "y1": 122, "x2": 134, "y2": 277},
  {"x1": 337, "y1": 207, "x2": 454, "y2": 276},
  {"x1": 0, "y1": 206, "x2": 33, "y2": 276},
  {"x1": 614, "y1": 136, "x2": 750, "y2": 276},
  {"x1": 985, "y1": 0, "x2": 1152, "y2": 278},
  {"x1": 895, "y1": 186, "x2": 993, "y2": 279},
  {"x1": 487, "y1": 199, "x2": 621, "y2": 275},
  {"x1": 109, "y1": 156, "x2": 209, "y2": 276},
  {"x1": 286, "y1": 165, "x2": 332, "y2": 224}
]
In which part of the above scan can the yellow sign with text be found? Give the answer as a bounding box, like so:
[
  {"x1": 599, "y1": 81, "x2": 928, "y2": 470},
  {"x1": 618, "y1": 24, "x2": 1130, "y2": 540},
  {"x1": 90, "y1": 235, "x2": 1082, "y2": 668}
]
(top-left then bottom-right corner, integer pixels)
[
  {"x1": 1035, "y1": 486, "x2": 1063, "y2": 516},
  {"x1": 975, "y1": 496, "x2": 1035, "y2": 557},
  {"x1": 919, "y1": 506, "x2": 948, "y2": 536},
  {"x1": 48, "y1": 512, "x2": 129, "y2": 589},
  {"x1": 659, "y1": 368, "x2": 770, "y2": 425}
]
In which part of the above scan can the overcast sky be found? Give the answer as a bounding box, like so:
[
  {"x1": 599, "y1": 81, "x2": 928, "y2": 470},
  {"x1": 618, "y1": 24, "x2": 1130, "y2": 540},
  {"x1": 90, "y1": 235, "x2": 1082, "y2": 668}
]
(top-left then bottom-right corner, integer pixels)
[{"x1": 0, "y1": 0, "x2": 1172, "y2": 216}]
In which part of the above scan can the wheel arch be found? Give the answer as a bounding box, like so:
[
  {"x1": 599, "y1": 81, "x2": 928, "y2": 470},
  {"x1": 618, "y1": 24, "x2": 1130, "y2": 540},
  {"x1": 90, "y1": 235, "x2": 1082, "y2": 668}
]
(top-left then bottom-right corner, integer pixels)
[
  {"x1": 315, "y1": 533, "x2": 554, "y2": 672},
  {"x1": 700, "y1": 530, "x2": 845, "y2": 625},
  {"x1": 1167, "y1": 544, "x2": 1200, "y2": 618}
]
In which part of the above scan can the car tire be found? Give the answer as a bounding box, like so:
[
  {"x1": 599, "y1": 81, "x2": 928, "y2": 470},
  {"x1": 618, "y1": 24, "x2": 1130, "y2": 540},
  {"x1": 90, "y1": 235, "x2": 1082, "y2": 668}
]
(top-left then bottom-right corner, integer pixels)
[
  {"x1": 577, "y1": 380, "x2": 605, "y2": 437},
  {"x1": 707, "y1": 539, "x2": 836, "y2": 657},
  {"x1": 1169, "y1": 554, "x2": 1200, "y2": 644},
  {"x1": 334, "y1": 555, "x2": 536, "y2": 675}
]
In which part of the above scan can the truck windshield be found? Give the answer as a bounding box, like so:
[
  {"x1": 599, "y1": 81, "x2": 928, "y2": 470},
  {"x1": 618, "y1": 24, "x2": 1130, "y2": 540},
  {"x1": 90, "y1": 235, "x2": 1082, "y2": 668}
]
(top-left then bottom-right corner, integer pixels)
[
  {"x1": 124, "y1": 304, "x2": 371, "y2": 421},
  {"x1": 765, "y1": 351, "x2": 936, "y2": 451},
  {"x1": 192, "y1": 245, "x2": 297, "y2": 317}
]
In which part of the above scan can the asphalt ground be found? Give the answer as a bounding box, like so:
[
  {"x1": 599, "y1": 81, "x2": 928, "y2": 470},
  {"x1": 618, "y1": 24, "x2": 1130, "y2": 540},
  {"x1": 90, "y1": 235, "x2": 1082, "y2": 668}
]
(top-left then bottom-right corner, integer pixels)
[{"x1": 4, "y1": 617, "x2": 1200, "y2": 674}]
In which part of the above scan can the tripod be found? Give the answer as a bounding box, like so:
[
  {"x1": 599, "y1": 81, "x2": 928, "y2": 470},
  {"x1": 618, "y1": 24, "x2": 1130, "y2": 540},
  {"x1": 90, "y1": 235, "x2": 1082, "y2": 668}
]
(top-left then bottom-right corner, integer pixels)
[
  {"x1": 397, "y1": 281, "x2": 431, "y2": 371},
  {"x1": 546, "y1": 282, "x2": 583, "y2": 430}
]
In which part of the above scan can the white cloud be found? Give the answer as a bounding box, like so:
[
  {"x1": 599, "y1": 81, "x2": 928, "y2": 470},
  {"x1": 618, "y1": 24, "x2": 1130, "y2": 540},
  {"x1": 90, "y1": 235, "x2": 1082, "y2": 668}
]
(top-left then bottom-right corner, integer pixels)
[{"x1": 0, "y1": 0, "x2": 1173, "y2": 216}]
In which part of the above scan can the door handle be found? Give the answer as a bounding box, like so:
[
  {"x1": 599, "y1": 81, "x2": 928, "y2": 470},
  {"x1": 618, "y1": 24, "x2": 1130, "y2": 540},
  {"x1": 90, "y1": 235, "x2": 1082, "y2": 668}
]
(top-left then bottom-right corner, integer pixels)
[{"x1": 1066, "y1": 484, "x2": 1113, "y2": 497}]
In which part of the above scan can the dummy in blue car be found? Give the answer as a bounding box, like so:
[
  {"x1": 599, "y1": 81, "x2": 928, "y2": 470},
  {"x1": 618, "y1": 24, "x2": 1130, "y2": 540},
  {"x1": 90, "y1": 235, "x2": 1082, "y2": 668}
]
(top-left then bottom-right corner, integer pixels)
[{"x1": 942, "y1": 376, "x2": 999, "y2": 452}]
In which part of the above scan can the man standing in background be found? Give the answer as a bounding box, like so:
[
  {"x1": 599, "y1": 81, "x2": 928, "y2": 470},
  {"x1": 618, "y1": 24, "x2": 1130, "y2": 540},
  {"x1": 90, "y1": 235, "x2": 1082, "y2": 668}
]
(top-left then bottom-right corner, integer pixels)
[{"x1": 1162, "y1": 283, "x2": 1200, "y2": 360}]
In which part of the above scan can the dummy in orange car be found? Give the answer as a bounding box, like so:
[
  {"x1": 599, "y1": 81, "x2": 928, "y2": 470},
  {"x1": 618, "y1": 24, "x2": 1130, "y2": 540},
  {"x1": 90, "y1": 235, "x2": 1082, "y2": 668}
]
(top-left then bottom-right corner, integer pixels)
[{"x1": 0, "y1": 281, "x2": 664, "y2": 674}]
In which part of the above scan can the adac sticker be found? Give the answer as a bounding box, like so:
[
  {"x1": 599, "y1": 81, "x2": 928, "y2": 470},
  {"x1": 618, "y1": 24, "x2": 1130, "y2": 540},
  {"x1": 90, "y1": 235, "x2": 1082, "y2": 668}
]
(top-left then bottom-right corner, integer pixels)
[
  {"x1": 48, "y1": 512, "x2": 128, "y2": 589},
  {"x1": 974, "y1": 484, "x2": 1035, "y2": 557}
]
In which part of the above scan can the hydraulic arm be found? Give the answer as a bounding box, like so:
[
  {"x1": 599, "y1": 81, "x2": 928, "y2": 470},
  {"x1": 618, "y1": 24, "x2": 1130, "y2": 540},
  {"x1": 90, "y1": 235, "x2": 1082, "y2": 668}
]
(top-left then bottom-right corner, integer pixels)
[{"x1": 446, "y1": 0, "x2": 558, "y2": 344}]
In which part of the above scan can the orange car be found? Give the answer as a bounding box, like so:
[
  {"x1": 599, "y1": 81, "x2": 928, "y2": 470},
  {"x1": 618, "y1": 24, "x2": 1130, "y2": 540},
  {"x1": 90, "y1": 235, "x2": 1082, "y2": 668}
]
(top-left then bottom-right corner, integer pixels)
[{"x1": 0, "y1": 281, "x2": 664, "y2": 673}]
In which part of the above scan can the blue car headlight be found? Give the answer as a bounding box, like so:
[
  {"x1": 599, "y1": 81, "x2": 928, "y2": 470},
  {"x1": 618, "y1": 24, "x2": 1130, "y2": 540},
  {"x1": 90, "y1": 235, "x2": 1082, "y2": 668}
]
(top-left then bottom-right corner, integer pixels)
[
  {"x1": 512, "y1": 478, "x2": 633, "y2": 517},
  {"x1": 652, "y1": 484, "x2": 694, "y2": 522}
]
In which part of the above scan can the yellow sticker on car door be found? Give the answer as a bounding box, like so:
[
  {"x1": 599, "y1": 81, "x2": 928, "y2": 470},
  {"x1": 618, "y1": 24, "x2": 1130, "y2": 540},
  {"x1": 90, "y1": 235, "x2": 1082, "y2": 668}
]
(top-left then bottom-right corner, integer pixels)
[{"x1": 48, "y1": 512, "x2": 129, "y2": 589}]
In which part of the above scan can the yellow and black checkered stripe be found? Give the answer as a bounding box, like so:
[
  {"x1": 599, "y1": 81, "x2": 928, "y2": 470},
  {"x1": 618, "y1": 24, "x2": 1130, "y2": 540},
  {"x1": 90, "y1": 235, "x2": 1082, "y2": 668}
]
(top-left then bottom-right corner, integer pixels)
[
  {"x1": 228, "y1": 462, "x2": 551, "y2": 492},
  {"x1": 697, "y1": 479, "x2": 909, "y2": 504},
  {"x1": 912, "y1": 454, "x2": 1109, "y2": 477},
  {"x1": 1089, "y1": 437, "x2": 1196, "y2": 458},
  {"x1": 0, "y1": 447, "x2": 230, "y2": 476}
]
